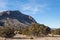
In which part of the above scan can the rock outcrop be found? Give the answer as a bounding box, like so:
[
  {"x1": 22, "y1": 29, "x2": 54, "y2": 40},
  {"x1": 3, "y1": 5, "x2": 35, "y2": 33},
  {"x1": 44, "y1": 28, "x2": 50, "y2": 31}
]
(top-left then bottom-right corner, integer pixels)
[{"x1": 0, "y1": 10, "x2": 37, "y2": 28}]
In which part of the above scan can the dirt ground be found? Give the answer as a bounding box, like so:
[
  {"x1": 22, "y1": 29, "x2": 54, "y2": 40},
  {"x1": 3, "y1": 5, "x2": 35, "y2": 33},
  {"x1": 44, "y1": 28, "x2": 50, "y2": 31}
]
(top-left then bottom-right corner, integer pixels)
[
  {"x1": 34, "y1": 37, "x2": 60, "y2": 40},
  {"x1": 0, "y1": 34, "x2": 60, "y2": 40},
  {"x1": 0, "y1": 37, "x2": 60, "y2": 40}
]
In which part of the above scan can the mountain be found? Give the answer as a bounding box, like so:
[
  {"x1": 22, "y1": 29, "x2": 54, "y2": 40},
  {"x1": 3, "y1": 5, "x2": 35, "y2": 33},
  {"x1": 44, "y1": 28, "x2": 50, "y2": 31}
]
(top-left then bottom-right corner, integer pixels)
[{"x1": 0, "y1": 10, "x2": 37, "y2": 28}]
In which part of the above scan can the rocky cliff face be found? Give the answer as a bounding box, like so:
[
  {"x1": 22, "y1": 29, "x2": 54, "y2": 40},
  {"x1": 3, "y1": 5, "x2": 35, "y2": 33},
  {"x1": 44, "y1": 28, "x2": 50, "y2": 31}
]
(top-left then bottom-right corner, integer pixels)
[{"x1": 0, "y1": 10, "x2": 37, "y2": 27}]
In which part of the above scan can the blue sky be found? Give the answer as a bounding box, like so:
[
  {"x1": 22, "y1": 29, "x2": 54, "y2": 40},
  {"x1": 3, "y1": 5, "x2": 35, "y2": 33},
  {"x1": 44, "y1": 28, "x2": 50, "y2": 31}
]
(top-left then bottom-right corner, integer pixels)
[{"x1": 0, "y1": 0, "x2": 60, "y2": 28}]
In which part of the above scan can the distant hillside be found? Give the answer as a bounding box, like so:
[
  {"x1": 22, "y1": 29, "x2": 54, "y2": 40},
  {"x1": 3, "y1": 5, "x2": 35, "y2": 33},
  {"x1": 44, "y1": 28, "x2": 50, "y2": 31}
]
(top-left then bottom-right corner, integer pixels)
[{"x1": 0, "y1": 10, "x2": 37, "y2": 28}]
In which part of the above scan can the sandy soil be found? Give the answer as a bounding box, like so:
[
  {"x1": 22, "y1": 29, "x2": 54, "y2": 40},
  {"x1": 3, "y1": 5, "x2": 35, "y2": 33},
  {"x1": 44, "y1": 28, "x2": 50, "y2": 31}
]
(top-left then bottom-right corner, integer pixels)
[
  {"x1": 0, "y1": 34, "x2": 60, "y2": 40},
  {"x1": 3, "y1": 37, "x2": 60, "y2": 40},
  {"x1": 0, "y1": 37, "x2": 60, "y2": 40},
  {"x1": 34, "y1": 37, "x2": 60, "y2": 40}
]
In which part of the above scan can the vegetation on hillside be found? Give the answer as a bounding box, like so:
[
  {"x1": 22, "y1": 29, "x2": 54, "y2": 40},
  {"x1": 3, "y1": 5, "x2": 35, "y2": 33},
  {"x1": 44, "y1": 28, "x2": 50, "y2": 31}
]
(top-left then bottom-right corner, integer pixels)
[
  {"x1": 51, "y1": 28, "x2": 60, "y2": 35},
  {"x1": 0, "y1": 27, "x2": 15, "y2": 38},
  {"x1": 28, "y1": 23, "x2": 51, "y2": 36},
  {"x1": 18, "y1": 23, "x2": 51, "y2": 36},
  {"x1": 0, "y1": 23, "x2": 60, "y2": 38}
]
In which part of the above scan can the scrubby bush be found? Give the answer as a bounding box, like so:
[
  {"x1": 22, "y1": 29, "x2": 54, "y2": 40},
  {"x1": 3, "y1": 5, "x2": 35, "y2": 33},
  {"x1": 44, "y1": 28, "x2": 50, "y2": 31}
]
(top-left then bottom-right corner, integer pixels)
[
  {"x1": 28, "y1": 23, "x2": 51, "y2": 36},
  {"x1": 51, "y1": 28, "x2": 60, "y2": 35},
  {"x1": 0, "y1": 27, "x2": 15, "y2": 38},
  {"x1": 21, "y1": 27, "x2": 31, "y2": 35}
]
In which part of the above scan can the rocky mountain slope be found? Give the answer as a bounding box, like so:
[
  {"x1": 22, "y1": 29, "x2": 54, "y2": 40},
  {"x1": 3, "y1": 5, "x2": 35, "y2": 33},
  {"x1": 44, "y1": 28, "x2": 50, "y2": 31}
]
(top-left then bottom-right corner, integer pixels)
[{"x1": 0, "y1": 10, "x2": 37, "y2": 27}]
